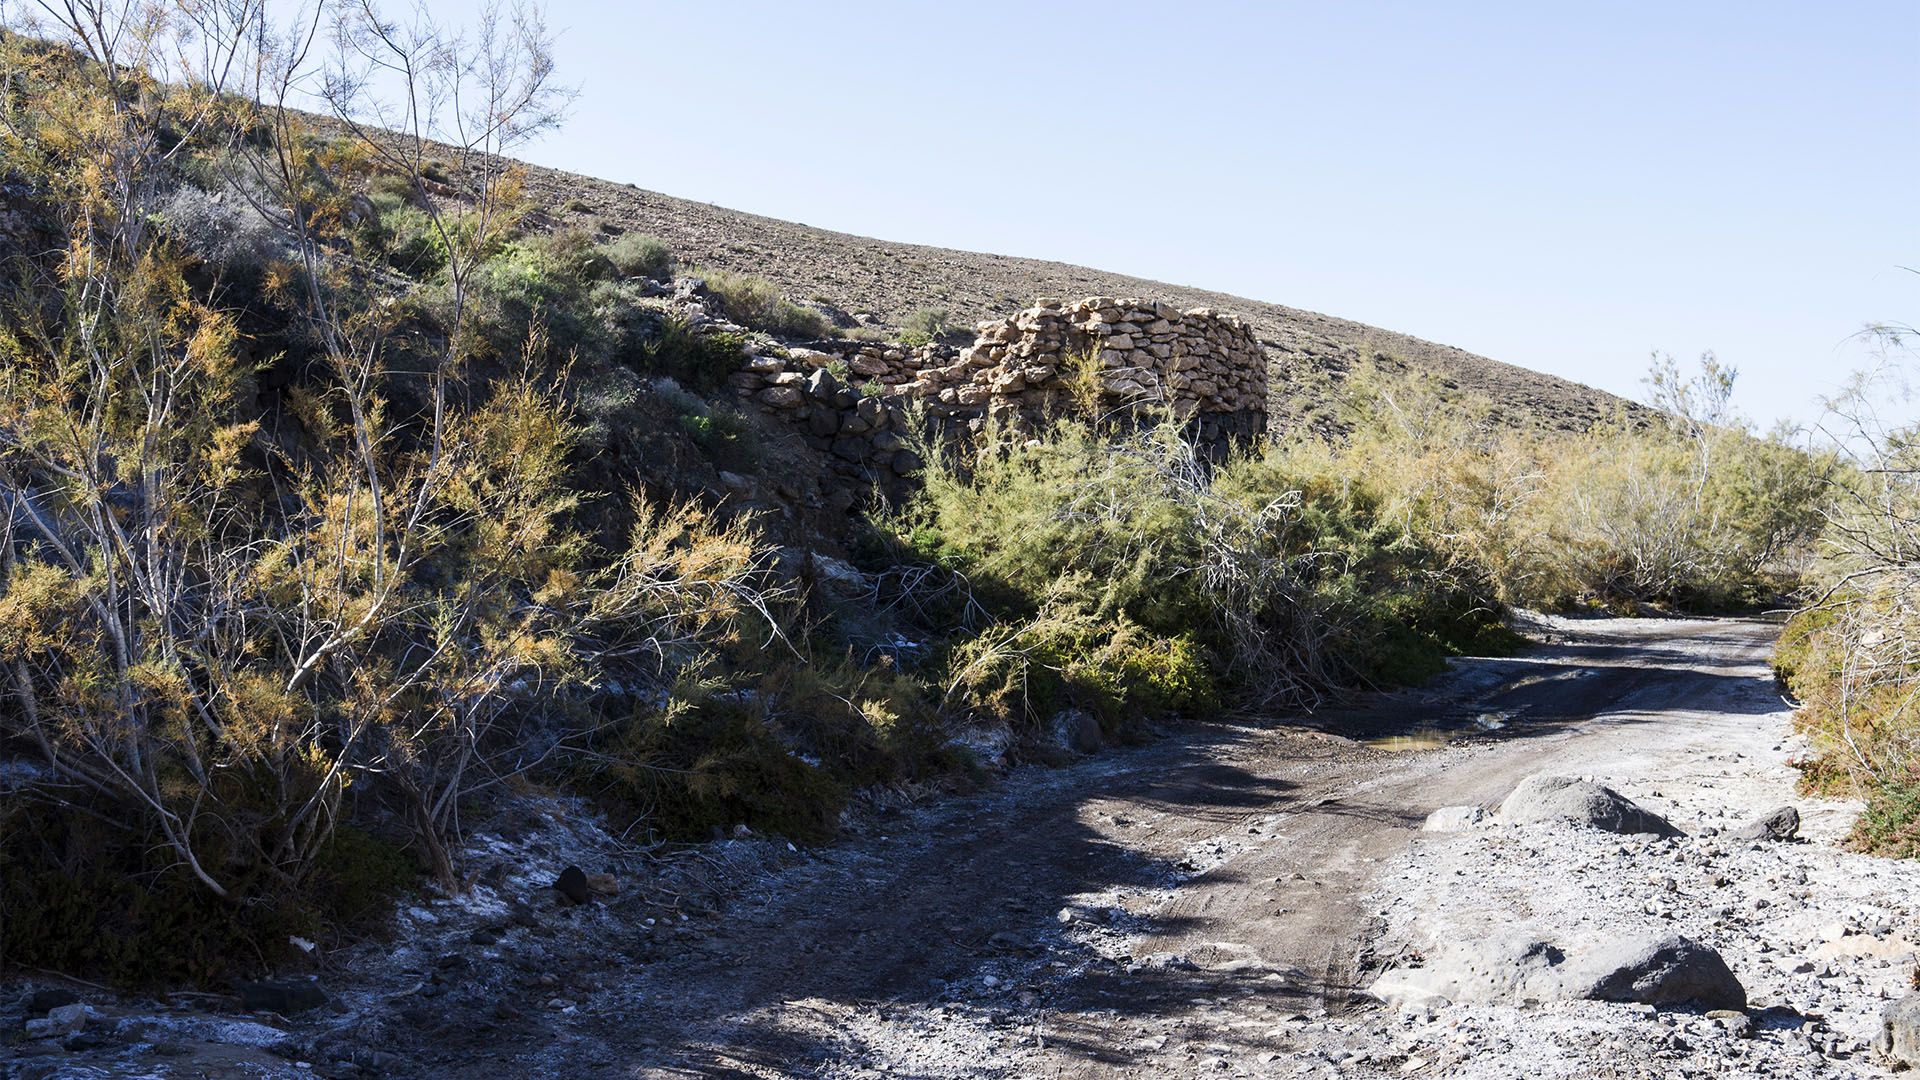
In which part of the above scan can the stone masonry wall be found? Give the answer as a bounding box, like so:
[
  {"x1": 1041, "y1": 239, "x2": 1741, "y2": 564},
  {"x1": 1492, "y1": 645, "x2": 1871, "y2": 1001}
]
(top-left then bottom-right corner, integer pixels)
[
  {"x1": 937, "y1": 297, "x2": 1268, "y2": 426},
  {"x1": 723, "y1": 297, "x2": 1270, "y2": 490}
]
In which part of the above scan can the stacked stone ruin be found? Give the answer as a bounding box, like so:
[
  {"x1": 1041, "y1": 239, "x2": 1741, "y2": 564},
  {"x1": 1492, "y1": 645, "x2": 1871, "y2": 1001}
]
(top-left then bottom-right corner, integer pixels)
[
  {"x1": 723, "y1": 297, "x2": 1270, "y2": 487},
  {"x1": 938, "y1": 297, "x2": 1268, "y2": 429}
]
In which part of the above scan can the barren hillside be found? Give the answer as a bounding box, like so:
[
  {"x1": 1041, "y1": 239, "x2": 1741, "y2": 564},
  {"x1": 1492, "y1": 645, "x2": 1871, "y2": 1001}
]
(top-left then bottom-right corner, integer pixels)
[{"x1": 513, "y1": 163, "x2": 1644, "y2": 433}]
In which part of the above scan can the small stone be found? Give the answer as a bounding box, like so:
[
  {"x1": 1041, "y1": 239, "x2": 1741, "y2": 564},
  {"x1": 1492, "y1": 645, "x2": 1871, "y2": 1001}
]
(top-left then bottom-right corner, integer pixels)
[
  {"x1": 1732, "y1": 806, "x2": 1801, "y2": 842},
  {"x1": 553, "y1": 866, "x2": 591, "y2": 905},
  {"x1": 236, "y1": 979, "x2": 329, "y2": 1015},
  {"x1": 757, "y1": 385, "x2": 804, "y2": 409},
  {"x1": 988, "y1": 931, "x2": 1028, "y2": 952},
  {"x1": 1052, "y1": 709, "x2": 1102, "y2": 755},
  {"x1": 1422, "y1": 806, "x2": 1488, "y2": 832}
]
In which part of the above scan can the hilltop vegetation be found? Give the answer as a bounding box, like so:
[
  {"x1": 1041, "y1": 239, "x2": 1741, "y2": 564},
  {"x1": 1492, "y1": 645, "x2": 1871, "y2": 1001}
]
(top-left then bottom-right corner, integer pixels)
[{"x1": 0, "y1": 0, "x2": 1841, "y2": 989}]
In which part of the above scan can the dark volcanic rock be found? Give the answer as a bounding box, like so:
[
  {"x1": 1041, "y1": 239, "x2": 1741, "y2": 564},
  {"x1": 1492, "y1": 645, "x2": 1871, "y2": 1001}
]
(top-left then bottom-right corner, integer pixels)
[
  {"x1": 26, "y1": 987, "x2": 80, "y2": 1014},
  {"x1": 235, "y1": 978, "x2": 330, "y2": 1014},
  {"x1": 553, "y1": 865, "x2": 592, "y2": 905}
]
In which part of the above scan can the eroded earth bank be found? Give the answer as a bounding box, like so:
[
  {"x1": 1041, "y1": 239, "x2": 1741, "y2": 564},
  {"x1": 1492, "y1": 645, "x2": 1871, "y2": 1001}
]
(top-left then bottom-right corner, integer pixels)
[{"x1": 7, "y1": 616, "x2": 1919, "y2": 1079}]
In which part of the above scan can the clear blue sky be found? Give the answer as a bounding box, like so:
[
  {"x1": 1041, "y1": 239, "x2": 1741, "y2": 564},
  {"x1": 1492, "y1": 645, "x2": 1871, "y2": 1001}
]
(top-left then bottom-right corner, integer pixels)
[{"x1": 429, "y1": 0, "x2": 1917, "y2": 429}]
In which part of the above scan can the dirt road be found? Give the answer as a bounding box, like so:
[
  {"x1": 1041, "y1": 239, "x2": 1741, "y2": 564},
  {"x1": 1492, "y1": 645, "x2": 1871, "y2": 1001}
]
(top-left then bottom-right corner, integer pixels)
[
  {"x1": 434, "y1": 615, "x2": 1805, "y2": 1079},
  {"x1": 19, "y1": 615, "x2": 1910, "y2": 1080}
]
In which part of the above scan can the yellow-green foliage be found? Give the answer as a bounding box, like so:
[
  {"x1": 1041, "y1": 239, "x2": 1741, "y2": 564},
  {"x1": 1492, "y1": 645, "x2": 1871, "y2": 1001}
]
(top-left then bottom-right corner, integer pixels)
[
  {"x1": 907, "y1": 417, "x2": 1519, "y2": 716},
  {"x1": 0, "y1": 16, "x2": 779, "y2": 923},
  {"x1": 1775, "y1": 600, "x2": 1920, "y2": 856},
  {"x1": 694, "y1": 267, "x2": 835, "y2": 339},
  {"x1": 602, "y1": 233, "x2": 675, "y2": 282},
  {"x1": 582, "y1": 655, "x2": 952, "y2": 843},
  {"x1": 940, "y1": 602, "x2": 1217, "y2": 734},
  {"x1": 1323, "y1": 360, "x2": 1829, "y2": 612},
  {"x1": 1771, "y1": 396, "x2": 1920, "y2": 856}
]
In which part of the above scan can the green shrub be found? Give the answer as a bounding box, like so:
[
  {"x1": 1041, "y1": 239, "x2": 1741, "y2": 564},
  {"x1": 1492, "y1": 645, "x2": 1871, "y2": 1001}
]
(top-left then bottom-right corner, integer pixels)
[
  {"x1": 378, "y1": 200, "x2": 451, "y2": 277},
  {"x1": 602, "y1": 233, "x2": 674, "y2": 282},
  {"x1": 587, "y1": 690, "x2": 847, "y2": 843},
  {"x1": 898, "y1": 306, "x2": 957, "y2": 347},
  {"x1": 1319, "y1": 359, "x2": 1829, "y2": 612},
  {"x1": 904, "y1": 419, "x2": 1514, "y2": 714},
  {"x1": 1775, "y1": 597, "x2": 1920, "y2": 837},
  {"x1": 696, "y1": 267, "x2": 835, "y2": 339},
  {"x1": 939, "y1": 603, "x2": 1198, "y2": 729},
  {"x1": 577, "y1": 658, "x2": 950, "y2": 843},
  {"x1": 1852, "y1": 780, "x2": 1920, "y2": 858},
  {"x1": 638, "y1": 318, "x2": 747, "y2": 391},
  {"x1": 573, "y1": 361, "x2": 646, "y2": 452},
  {"x1": 680, "y1": 407, "x2": 759, "y2": 471}
]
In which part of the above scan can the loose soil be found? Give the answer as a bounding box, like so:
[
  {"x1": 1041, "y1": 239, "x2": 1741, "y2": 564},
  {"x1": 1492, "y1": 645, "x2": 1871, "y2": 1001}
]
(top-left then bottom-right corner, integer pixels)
[{"x1": 7, "y1": 616, "x2": 1915, "y2": 1079}]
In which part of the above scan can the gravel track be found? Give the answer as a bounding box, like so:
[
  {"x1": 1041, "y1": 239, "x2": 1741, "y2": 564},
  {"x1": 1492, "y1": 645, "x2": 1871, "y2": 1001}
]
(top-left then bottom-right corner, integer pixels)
[{"x1": 9, "y1": 616, "x2": 1913, "y2": 1080}]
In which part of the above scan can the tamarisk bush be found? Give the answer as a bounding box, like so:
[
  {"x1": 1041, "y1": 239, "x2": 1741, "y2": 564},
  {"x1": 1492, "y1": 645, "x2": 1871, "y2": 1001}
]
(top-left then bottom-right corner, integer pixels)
[{"x1": 0, "y1": 0, "x2": 776, "y2": 905}]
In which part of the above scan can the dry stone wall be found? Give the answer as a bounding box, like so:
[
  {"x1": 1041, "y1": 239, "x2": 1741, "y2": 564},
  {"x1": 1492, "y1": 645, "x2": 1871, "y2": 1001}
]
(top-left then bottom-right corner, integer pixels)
[
  {"x1": 723, "y1": 297, "x2": 1269, "y2": 485},
  {"x1": 942, "y1": 297, "x2": 1268, "y2": 428}
]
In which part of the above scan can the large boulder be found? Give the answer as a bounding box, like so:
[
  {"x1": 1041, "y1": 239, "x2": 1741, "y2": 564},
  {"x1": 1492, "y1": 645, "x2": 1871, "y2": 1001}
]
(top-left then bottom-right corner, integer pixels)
[
  {"x1": 1546, "y1": 934, "x2": 1746, "y2": 1011},
  {"x1": 1369, "y1": 932, "x2": 1743, "y2": 1012},
  {"x1": 1499, "y1": 774, "x2": 1680, "y2": 836},
  {"x1": 1876, "y1": 993, "x2": 1920, "y2": 1065}
]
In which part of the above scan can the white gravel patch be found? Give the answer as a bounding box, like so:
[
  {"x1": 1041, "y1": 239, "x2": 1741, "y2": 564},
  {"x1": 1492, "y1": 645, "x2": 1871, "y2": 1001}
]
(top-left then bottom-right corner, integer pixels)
[{"x1": 1365, "y1": 665, "x2": 1920, "y2": 1078}]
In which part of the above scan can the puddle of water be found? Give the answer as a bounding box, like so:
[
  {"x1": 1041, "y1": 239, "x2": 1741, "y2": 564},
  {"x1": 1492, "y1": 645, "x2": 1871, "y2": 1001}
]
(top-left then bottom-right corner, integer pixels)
[
  {"x1": 1365, "y1": 711, "x2": 1511, "y2": 752},
  {"x1": 1366, "y1": 731, "x2": 1456, "y2": 752}
]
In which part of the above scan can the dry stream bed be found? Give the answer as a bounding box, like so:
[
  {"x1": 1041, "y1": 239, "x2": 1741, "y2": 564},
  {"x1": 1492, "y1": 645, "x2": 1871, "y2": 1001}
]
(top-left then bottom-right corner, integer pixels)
[{"x1": 6, "y1": 616, "x2": 1917, "y2": 1079}]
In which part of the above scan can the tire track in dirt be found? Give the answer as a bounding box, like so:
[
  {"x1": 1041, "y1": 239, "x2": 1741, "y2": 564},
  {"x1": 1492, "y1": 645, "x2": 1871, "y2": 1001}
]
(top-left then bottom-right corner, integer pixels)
[{"x1": 535, "y1": 617, "x2": 1785, "y2": 1079}]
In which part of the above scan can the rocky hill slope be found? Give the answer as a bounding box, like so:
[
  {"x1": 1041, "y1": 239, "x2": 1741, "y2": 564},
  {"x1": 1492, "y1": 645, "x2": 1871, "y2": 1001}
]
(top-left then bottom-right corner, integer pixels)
[{"x1": 512, "y1": 163, "x2": 1643, "y2": 434}]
